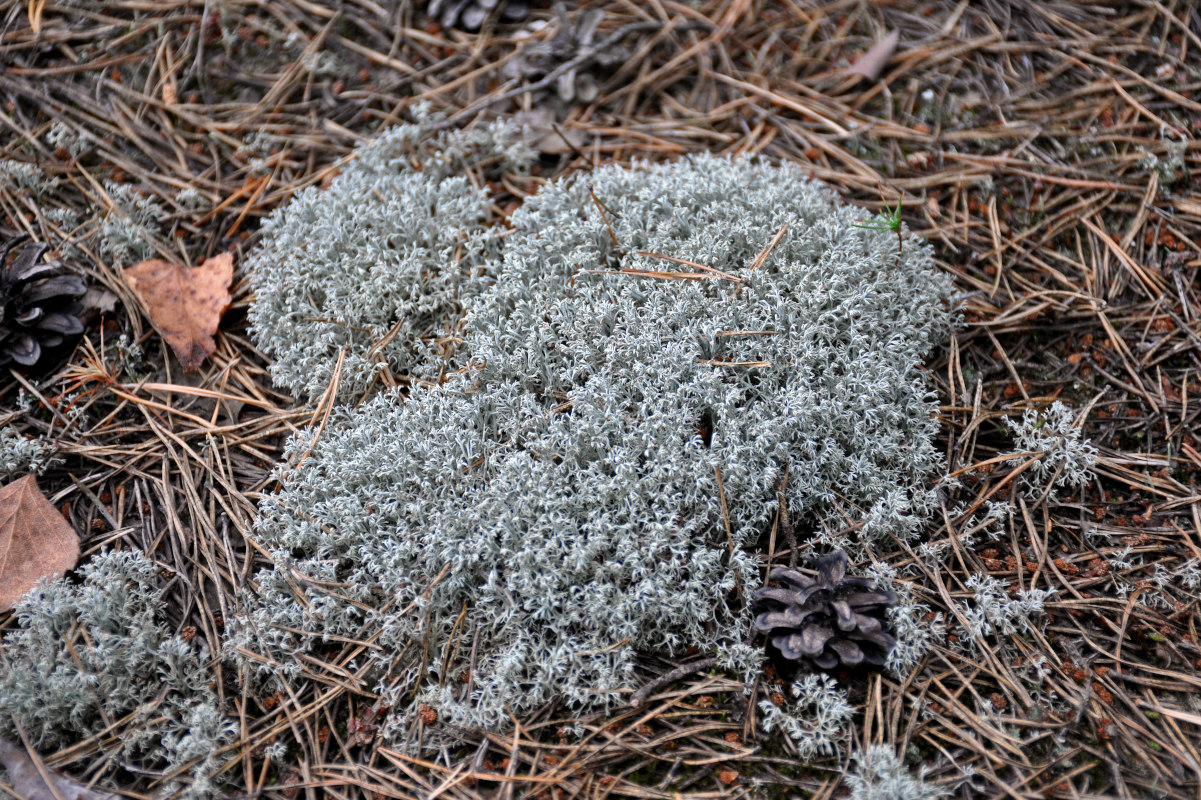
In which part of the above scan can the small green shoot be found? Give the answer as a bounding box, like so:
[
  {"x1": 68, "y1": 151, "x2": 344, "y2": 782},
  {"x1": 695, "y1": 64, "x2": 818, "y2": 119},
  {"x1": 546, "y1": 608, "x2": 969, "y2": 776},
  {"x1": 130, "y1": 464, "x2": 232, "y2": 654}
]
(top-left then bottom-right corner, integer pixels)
[{"x1": 853, "y1": 197, "x2": 904, "y2": 253}]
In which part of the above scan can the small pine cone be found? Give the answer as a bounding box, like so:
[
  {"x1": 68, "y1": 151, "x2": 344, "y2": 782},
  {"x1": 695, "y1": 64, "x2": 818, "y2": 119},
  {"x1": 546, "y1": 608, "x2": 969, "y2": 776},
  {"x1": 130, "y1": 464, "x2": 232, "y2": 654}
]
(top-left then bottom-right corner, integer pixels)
[
  {"x1": 753, "y1": 550, "x2": 898, "y2": 670},
  {"x1": 0, "y1": 235, "x2": 86, "y2": 369},
  {"x1": 503, "y1": 3, "x2": 623, "y2": 103},
  {"x1": 426, "y1": 0, "x2": 530, "y2": 31}
]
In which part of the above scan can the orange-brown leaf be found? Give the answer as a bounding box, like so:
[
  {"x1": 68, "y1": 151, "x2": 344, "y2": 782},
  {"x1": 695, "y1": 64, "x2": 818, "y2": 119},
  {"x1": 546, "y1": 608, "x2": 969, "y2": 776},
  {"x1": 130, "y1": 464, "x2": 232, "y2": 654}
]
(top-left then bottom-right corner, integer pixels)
[
  {"x1": 0, "y1": 474, "x2": 80, "y2": 612},
  {"x1": 124, "y1": 253, "x2": 233, "y2": 372}
]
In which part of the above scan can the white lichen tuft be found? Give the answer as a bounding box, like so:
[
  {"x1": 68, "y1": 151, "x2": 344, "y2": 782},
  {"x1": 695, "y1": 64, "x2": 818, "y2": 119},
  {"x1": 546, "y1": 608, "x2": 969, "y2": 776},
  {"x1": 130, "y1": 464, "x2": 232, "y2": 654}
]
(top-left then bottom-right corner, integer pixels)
[
  {"x1": 886, "y1": 599, "x2": 946, "y2": 677},
  {"x1": 758, "y1": 674, "x2": 855, "y2": 759},
  {"x1": 0, "y1": 427, "x2": 54, "y2": 480},
  {"x1": 955, "y1": 573, "x2": 1054, "y2": 651},
  {"x1": 0, "y1": 161, "x2": 55, "y2": 196},
  {"x1": 846, "y1": 745, "x2": 951, "y2": 800},
  {"x1": 1006, "y1": 401, "x2": 1096, "y2": 499},
  {"x1": 0, "y1": 551, "x2": 231, "y2": 797},
  {"x1": 100, "y1": 183, "x2": 166, "y2": 264},
  {"x1": 246, "y1": 110, "x2": 535, "y2": 402},
  {"x1": 232, "y1": 150, "x2": 954, "y2": 737},
  {"x1": 47, "y1": 122, "x2": 90, "y2": 159}
]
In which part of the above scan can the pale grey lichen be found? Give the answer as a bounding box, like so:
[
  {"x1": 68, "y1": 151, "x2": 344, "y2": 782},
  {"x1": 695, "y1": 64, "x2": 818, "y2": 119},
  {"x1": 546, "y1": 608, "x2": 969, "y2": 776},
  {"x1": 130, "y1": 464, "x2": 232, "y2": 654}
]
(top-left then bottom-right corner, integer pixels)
[
  {"x1": 100, "y1": 183, "x2": 166, "y2": 264},
  {"x1": 175, "y1": 186, "x2": 209, "y2": 211},
  {"x1": 867, "y1": 562, "x2": 946, "y2": 677},
  {"x1": 47, "y1": 122, "x2": 90, "y2": 159},
  {"x1": 0, "y1": 427, "x2": 53, "y2": 480},
  {"x1": 0, "y1": 161, "x2": 55, "y2": 196},
  {"x1": 232, "y1": 152, "x2": 954, "y2": 736},
  {"x1": 1140, "y1": 138, "x2": 1187, "y2": 186},
  {"x1": 846, "y1": 745, "x2": 950, "y2": 800},
  {"x1": 0, "y1": 551, "x2": 232, "y2": 797},
  {"x1": 954, "y1": 573, "x2": 1054, "y2": 651},
  {"x1": 44, "y1": 207, "x2": 81, "y2": 229},
  {"x1": 715, "y1": 642, "x2": 767, "y2": 686},
  {"x1": 246, "y1": 111, "x2": 535, "y2": 402},
  {"x1": 1005, "y1": 401, "x2": 1096, "y2": 499},
  {"x1": 758, "y1": 674, "x2": 854, "y2": 759}
]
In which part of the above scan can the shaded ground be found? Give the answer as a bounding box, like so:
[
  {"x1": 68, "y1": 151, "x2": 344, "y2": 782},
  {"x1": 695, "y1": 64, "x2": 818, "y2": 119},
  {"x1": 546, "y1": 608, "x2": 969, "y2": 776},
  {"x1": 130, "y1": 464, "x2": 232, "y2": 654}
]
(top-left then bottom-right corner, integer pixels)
[{"x1": 2, "y1": 0, "x2": 1201, "y2": 797}]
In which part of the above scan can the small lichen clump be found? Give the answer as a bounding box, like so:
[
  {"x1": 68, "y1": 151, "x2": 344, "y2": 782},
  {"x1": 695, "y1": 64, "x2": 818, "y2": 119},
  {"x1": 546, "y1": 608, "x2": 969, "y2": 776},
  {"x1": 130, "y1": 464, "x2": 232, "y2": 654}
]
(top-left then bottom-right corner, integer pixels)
[
  {"x1": 846, "y1": 745, "x2": 950, "y2": 800},
  {"x1": 955, "y1": 573, "x2": 1055, "y2": 652},
  {"x1": 0, "y1": 426, "x2": 53, "y2": 480},
  {"x1": 0, "y1": 551, "x2": 232, "y2": 797},
  {"x1": 1005, "y1": 400, "x2": 1097, "y2": 498},
  {"x1": 99, "y1": 183, "x2": 166, "y2": 264},
  {"x1": 232, "y1": 151, "x2": 954, "y2": 735},
  {"x1": 757, "y1": 674, "x2": 855, "y2": 759},
  {"x1": 246, "y1": 112, "x2": 534, "y2": 402}
]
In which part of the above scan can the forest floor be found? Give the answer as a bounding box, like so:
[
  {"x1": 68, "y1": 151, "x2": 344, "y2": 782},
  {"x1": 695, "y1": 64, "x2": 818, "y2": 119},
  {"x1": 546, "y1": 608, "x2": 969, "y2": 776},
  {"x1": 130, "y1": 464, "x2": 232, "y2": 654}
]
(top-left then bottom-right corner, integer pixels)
[{"x1": 3, "y1": 0, "x2": 1201, "y2": 798}]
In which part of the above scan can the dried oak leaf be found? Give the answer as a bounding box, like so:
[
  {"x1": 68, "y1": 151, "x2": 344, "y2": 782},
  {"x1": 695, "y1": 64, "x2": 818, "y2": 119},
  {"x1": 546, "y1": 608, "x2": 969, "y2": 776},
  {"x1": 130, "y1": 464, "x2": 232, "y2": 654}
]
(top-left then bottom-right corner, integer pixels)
[
  {"x1": 845, "y1": 30, "x2": 899, "y2": 83},
  {"x1": 0, "y1": 474, "x2": 80, "y2": 612},
  {"x1": 124, "y1": 252, "x2": 233, "y2": 372},
  {"x1": 0, "y1": 738, "x2": 116, "y2": 800}
]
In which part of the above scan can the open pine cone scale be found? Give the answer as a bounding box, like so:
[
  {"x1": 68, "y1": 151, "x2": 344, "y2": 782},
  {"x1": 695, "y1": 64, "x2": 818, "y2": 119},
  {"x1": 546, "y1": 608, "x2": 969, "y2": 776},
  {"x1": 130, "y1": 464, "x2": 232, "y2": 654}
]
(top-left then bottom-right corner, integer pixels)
[
  {"x1": 753, "y1": 551, "x2": 898, "y2": 669},
  {"x1": 1, "y1": 236, "x2": 86, "y2": 368},
  {"x1": 426, "y1": 0, "x2": 529, "y2": 30}
]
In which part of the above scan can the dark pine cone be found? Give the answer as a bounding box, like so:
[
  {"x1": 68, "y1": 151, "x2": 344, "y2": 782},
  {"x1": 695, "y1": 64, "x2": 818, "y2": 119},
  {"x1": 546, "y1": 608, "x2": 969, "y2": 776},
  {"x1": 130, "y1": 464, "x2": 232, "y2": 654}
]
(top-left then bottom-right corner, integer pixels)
[
  {"x1": 503, "y1": 3, "x2": 621, "y2": 103},
  {"x1": 1, "y1": 235, "x2": 86, "y2": 370},
  {"x1": 426, "y1": 0, "x2": 530, "y2": 30},
  {"x1": 753, "y1": 551, "x2": 898, "y2": 670}
]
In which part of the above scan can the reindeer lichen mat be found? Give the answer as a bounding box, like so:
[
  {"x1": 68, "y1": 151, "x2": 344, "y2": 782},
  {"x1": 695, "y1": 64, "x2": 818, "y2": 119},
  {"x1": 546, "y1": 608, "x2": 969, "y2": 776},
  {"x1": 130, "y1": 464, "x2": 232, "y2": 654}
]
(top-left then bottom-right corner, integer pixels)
[{"x1": 231, "y1": 150, "x2": 955, "y2": 736}]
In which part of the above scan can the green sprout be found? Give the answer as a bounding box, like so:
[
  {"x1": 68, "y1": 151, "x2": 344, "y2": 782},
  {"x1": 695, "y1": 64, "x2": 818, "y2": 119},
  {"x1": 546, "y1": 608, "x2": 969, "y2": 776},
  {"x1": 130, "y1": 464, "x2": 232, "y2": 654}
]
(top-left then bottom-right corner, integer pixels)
[{"x1": 853, "y1": 196, "x2": 904, "y2": 253}]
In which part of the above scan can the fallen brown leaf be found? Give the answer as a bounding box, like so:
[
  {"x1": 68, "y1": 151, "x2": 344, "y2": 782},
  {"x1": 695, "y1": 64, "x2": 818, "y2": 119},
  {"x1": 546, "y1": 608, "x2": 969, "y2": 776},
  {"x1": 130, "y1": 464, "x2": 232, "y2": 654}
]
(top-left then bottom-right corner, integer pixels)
[
  {"x1": 846, "y1": 30, "x2": 899, "y2": 83},
  {"x1": 0, "y1": 738, "x2": 116, "y2": 800},
  {"x1": 124, "y1": 252, "x2": 233, "y2": 372},
  {"x1": 0, "y1": 474, "x2": 79, "y2": 613}
]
